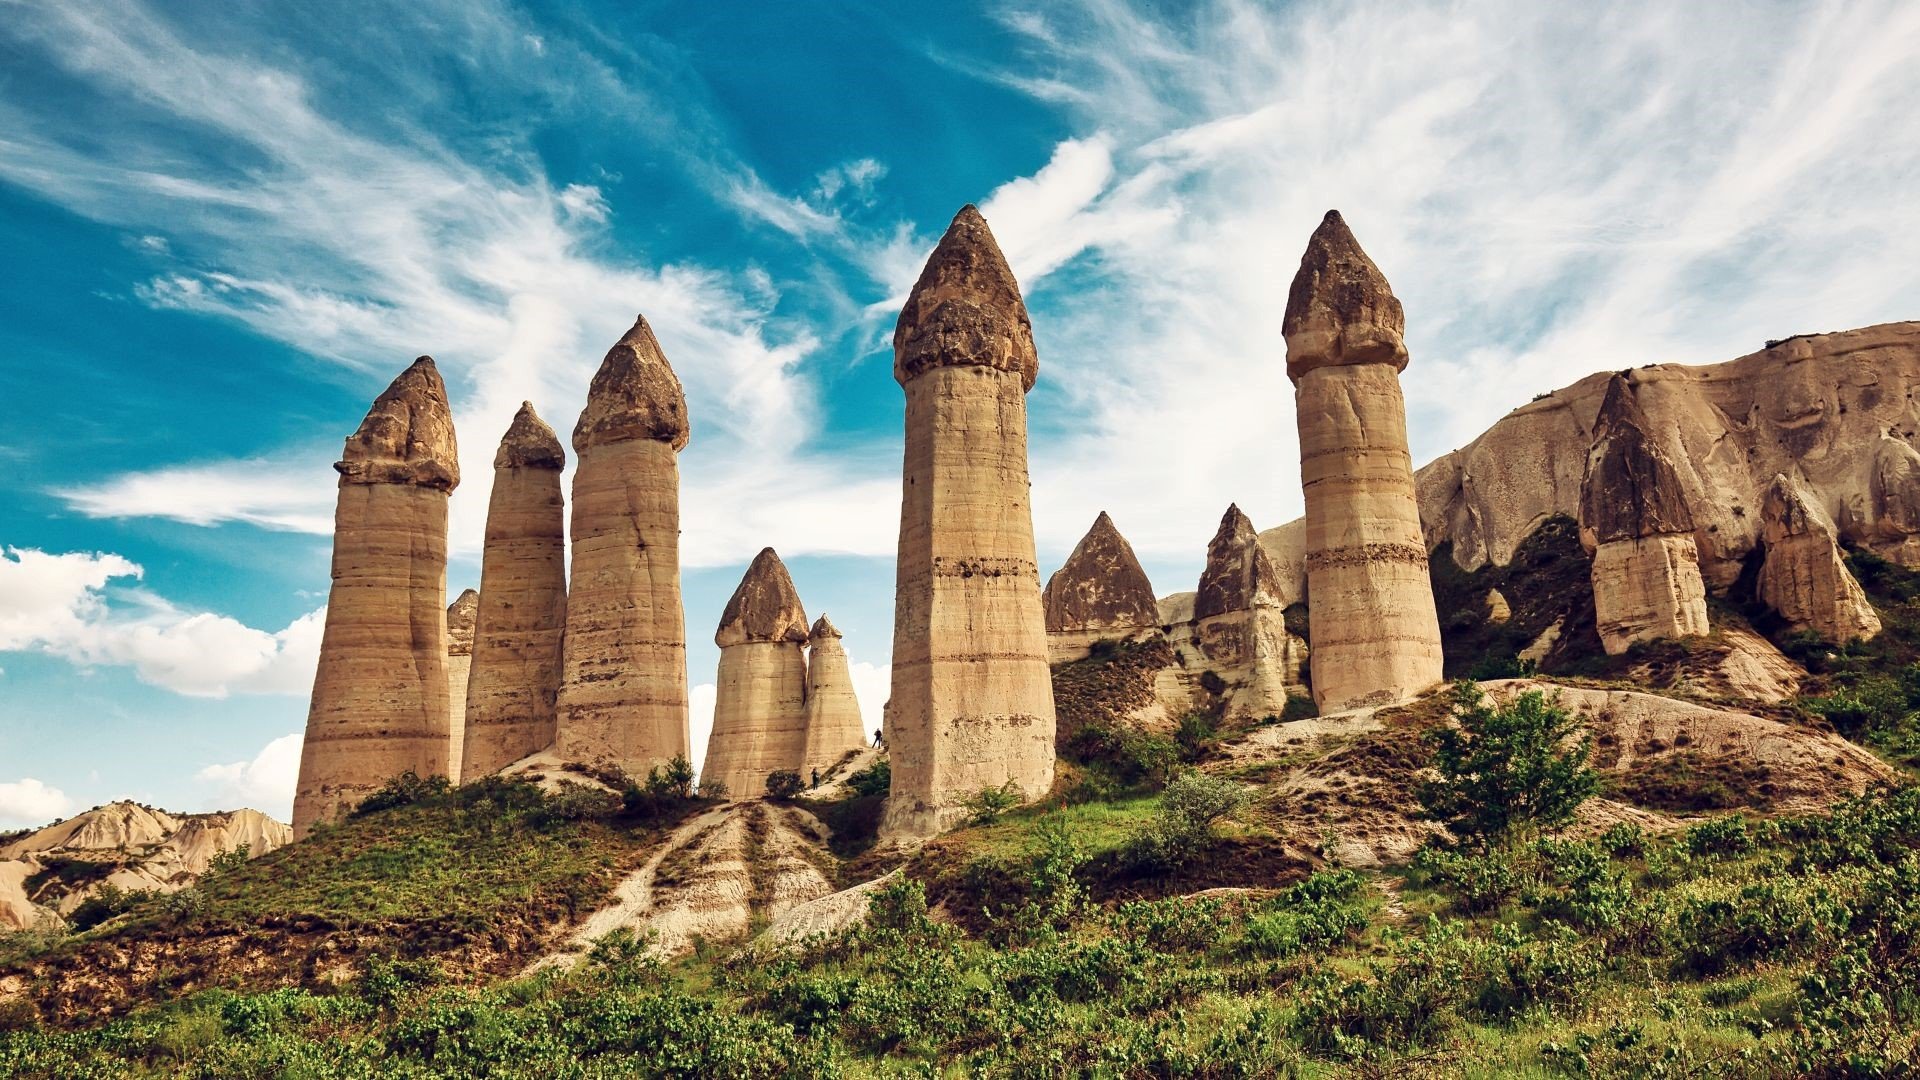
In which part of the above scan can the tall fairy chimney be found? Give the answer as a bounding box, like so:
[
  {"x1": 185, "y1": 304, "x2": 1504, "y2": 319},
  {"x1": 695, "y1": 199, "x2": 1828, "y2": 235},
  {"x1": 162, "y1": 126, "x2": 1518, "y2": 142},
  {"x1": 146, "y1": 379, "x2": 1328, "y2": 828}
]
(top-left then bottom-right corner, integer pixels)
[{"x1": 701, "y1": 547, "x2": 811, "y2": 798}]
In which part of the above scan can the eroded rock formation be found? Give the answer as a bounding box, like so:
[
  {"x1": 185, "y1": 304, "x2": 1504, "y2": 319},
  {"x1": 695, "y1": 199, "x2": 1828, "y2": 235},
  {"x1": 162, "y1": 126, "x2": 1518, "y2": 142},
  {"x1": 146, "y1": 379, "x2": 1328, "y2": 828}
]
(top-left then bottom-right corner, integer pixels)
[
  {"x1": 1189, "y1": 504, "x2": 1303, "y2": 717},
  {"x1": 802, "y1": 615, "x2": 867, "y2": 781},
  {"x1": 1581, "y1": 375, "x2": 1710, "y2": 654},
  {"x1": 293, "y1": 357, "x2": 459, "y2": 837},
  {"x1": 1285, "y1": 211, "x2": 1443, "y2": 711},
  {"x1": 1758, "y1": 472, "x2": 1882, "y2": 643},
  {"x1": 1042, "y1": 511, "x2": 1161, "y2": 663},
  {"x1": 444, "y1": 588, "x2": 478, "y2": 782},
  {"x1": 884, "y1": 205, "x2": 1056, "y2": 837},
  {"x1": 701, "y1": 548, "x2": 811, "y2": 798},
  {"x1": 462, "y1": 403, "x2": 568, "y2": 781},
  {"x1": 555, "y1": 317, "x2": 692, "y2": 778}
]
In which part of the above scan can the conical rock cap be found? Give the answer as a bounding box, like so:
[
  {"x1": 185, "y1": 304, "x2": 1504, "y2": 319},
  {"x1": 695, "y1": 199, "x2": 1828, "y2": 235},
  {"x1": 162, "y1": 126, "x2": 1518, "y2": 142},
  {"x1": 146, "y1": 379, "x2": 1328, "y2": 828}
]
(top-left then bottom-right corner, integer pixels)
[
  {"x1": 573, "y1": 316, "x2": 690, "y2": 452},
  {"x1": 716, "y1": 547, "x2": 810, "y2": 647},
  {"x1": 495, "y1": 401, "x2": 565, "y2": 469},
  {"x1": 447, "y1": 588, "x2": 479, "y2": 656},
  {"x1": 893, "y1": 205, "x2": 1038, "y2": 391},
  {"x1": 1043, "y1": 511, "x2": 1159, "y2": 632},
  {"x1": 336, "y1": 356, "x2": 460, "y2": 490},
  {"x1": 809, "y1": 614, "x2": 842, "y2": 641},
  {"x1": 1580, "y1": 374, "x2": 1695, "y2": 543},
  {"x1": 1284, "y1": 210, "x2": 1408, "y2": 380},
  {"x1": 1195, "y1": 504, "x2": 1284, "y2": 619}
]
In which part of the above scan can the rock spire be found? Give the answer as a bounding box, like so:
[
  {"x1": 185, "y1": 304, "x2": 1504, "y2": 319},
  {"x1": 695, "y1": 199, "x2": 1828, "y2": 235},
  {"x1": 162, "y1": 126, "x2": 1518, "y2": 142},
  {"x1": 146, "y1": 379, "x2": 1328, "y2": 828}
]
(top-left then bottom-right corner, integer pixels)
[
  {"x1": 801, "y1": 615, "x2": 867, "y2": 780},
  {"x1": 554, "y1": 317, "x2": 692, "y2": 777},
  {"x1": 461, "y1": 403, "x2": 569, "y2": 780},
  {"x1": 1191, "y1": 504, "x2": 1303, "y2": 718},
  {"x1": 701, "y1": 549, "x2": 812, "y2": 797},
  {"x1": 884, "y1": 206, "x2": 1057, "y2": 837},
  {"x1": 1042, "y1": 512, "x2": 1160, "y2": 663},
  {"x1": 1285, "y1": 212, "x2": 1443, "y2": 711},
  {"x1": 1580, "y1": 374, "x2": 1710, "y2": 653},
  {"x1": 444, "y1": 588, "x2": 478, "y2": 782},
  {"x1": 1757, "y1": 473, "x2": 1882, "y2": 644},
  {"x1": 293, "y1": 357, "x2": 459, "y2": 837}
]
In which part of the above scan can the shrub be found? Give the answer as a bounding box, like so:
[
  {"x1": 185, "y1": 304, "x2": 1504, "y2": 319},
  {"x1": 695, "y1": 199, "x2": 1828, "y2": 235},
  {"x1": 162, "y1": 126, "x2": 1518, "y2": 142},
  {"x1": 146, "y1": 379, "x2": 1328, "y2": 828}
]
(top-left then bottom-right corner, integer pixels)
[
  {"x1": 530, "y1": 782, "x2": 621, "y2": 827},
  {"x1": 353, "y1": 771, "x2": 452, "y2": 816},
  {"x1": 1417, "y1": 681, "x2": 1597, "y2": 847},
  {"x1": 1122, "y1": 771, "x2": 1249, "y2": 872},
  {"x1": 844, "y1": 760, "x2": 890, "y2": 798},
  {"x1": 1281, "y1": 693, "x2": 1319, "y2": 722},
  {"x1": 1174, "y1": 712, "x2": 1219, "y2": 763},
  {"x1": 698, "y1": 777, "x2": 731, "y2": 799},
  {"x1": 764, "y1": 770, "x2": 804, "y2": 801},
  {"x1": 646, "y1": 755, "x2": 698, "y2": 799},
  {"x1": 964, "y1": 781, "x2": 1024, "y2": 826}
]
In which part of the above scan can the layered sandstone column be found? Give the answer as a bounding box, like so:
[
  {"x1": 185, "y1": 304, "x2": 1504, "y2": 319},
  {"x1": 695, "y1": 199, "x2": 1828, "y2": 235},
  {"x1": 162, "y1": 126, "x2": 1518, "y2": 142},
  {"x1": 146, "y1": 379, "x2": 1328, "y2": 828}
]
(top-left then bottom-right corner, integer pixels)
[
  {"x1": 701, "y1": 548, "x2": 811, "y2": 798},
  {"x1": 1758, "y1": 472, "x2": 1881, "y2": 643},
  {"x1": 1042, "y1": 511, "x2": 1161, "y2": 664},
  {"x1": 444, "y1": 588, "x2": 478, "y2": 782},
  {"x1": 1580, "y1": 374, "x2": 1710, "y2": 654},
  {"x1": 554, "y1": 317, "x2": 691, "y2": 777},
  {"x1": 461, "y1": 403, "x2": 568, "y2": 781},
  {"x1": 884, "y1": 205, "x2": 1057, "y2": 838},
  {"x1": 801, "y1": 615, "x2": 867, "y2": 780},
  {"x1": 1285, "y1": 211, "x2": 1444, "y2": 711},
  {"x1": 1193, "y1": 504, "x2": 1303, "y2": 717},
  {"x1": 292, "y1": 357, "x2": 459, "y2": 837}
]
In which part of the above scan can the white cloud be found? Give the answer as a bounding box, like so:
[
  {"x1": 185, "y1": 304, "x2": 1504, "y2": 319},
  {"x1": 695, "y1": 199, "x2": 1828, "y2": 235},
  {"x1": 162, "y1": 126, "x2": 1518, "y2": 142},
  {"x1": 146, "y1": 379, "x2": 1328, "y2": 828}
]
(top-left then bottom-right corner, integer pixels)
[
  {"x1": 688, "y1": 682, "x2": 717, "y2": 783},
  {"x1": 57, "y1": 456, "x2": 335, "y2": 534},
  {"x1": 0, "y1": 778, "x2": 76, "y2": 829},
  {"x1": 194, "y1": 733, "x2": 302, "y2": 819},
  {"x1": 846, "y1": 659, "x2": 890, "y2": 741},
  {"x1": 0, "y1": 548, "x2": 322, "y2": 699}
]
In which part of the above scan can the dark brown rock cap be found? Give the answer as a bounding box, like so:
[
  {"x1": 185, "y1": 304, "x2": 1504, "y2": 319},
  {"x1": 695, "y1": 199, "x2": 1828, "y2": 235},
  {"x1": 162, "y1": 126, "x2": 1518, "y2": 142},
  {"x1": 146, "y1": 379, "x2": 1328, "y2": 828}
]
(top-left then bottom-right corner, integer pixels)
[
  {"x1": 893, "y1": 205, "x2": 1038, "y2": 391},
  {"x1": 1283, "y1": 210, "x2": 1409, "y2": 381},
  {"x1": 336, "y1": 356, "x2": 460, "y2": 490},
  {"x1": 573, "y1": 316, "x2": 691, "y2": 453},
  {"x1": 495, "y1": 402, "x2": 566, "y2": 470},
  {"x1": 716, "y1": 547, "x2": 810, "y2": 647},
  {"x1": 1580, "y1": 374, "x2": 1695, "y2": 543},
  {"x1": 1043, "y1": 511, "x2": 1160, "y2": 632},
  {"x1": 809, "y1": 614, "x2": 842, "y2": 641},
  {"x1": 1195, "y1": 504, "x2": 1284, "y2": 619},
  {"x1": 447, "y1": 589, "x2": 479, "y2": 655}
]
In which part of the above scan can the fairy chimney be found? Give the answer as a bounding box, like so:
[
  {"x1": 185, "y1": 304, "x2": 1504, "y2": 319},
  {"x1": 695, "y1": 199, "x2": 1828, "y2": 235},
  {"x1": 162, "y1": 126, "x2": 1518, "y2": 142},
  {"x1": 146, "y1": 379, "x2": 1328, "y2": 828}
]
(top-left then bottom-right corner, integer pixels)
[
  {"x1": 800, "y1": 615, "x2": 867, "y2": 781},
  {"x1": 461, "y1": 404, "x2": 568, "y2": 780},
  {"x1": 292, "y1": 357, "x2": 459, "y2": 837},
  {"x1": 1757, "y1": 472, "x2": 1881, "y2": 644},
  {"x1": 1285, "y1": 211, "x2": 1444, "y2": 710},
  {"x1": 1580, "y1": 374, "x2": 1710, "y2": 653},
  {"x1": 1042, "y1": 511, "x2": 1161, "y2": 663},
  {"x1": 554, "y1": 317, "x2": 692, "y2": 777},
  {"x1": 444, "y1": 588, "x2": 478, "y2": 781},
  {"x1": 701, "y1": 548, "x2": 811, "y2": 798},
  {"x1": 1191, "y1": 504, "x2": 1303, "y2": 717},
  {"x1": 883, "y1": 205, "x2": 1057, "y2": 837}
]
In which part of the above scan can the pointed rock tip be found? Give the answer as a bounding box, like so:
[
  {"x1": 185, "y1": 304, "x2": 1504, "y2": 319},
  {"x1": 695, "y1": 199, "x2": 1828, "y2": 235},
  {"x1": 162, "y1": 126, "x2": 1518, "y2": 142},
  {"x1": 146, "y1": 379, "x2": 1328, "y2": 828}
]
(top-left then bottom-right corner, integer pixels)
[
  {"x1": 496, "y1": 401, "x2": 566, "y2": 469},
  {"x1": 893, "y1": 205, "x2": 1038, "y2": 391},
  {"x1": 716, "y1": 547, "x2": 810, "y2": 646},
  {"x1": 1196, "y1": 503, "x2": 1281, "y2": 619},
  {"x1": 810, "y1": 613, "x2": 842, "y2": 640},
  {"x1": 573, "y1": 315, "x2": 690, "y2": 453},
  {"x1": 335, "y1": 355, "x2": 459, "y2": 490},
  {"x1": 448, "y1": 588, "x2": 480, "y2": 624},
  {"x1": 1044, "y1": 509, "x2": 1158, "y2": 633},
  {"x1": 1581, "y1": 374, "x2": 1694, "y2": 542},
  {"x1": 1283, "y1": 210, "x2": 1408, "y2": 381}
]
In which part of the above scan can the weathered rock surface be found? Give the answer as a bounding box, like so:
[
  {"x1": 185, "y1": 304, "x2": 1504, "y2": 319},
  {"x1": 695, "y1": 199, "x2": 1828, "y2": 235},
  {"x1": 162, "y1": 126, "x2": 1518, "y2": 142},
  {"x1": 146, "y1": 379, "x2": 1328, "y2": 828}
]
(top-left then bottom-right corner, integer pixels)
[
  {"x1": 1286, "y1": 211, "x2": 1443, "y2": 711},
  {"x1": 461, "y1": 403, "x2": 568, "y2": 781},
  {"x1": 1581, "y1": 376, "x2": 1710, "y2": 654},
  {"x1": 801, "y1": 615, "x2": 868, "y2": 781},
  {"x1": 885, "y1": 206, "x2": 1056, "y2": 838},
  {"x1": 702, "y1": 549, "x2": 811, "y2": 798},
  {"x1": 1758, "y1": 472, "x2": 1882, "y2": 643},
  {"x1": 1190, "y1": 505, "x2": 1303, "y2": 718},
  {"x1": 444, "y1": 588, "x2": 478, "y2": 783},
  {"x1": 294, "y1": 357, "x2": 459, "y2": 837},
  {"x1": 556, "y1": 318, "x2": 691, "y2": 779},
  {"x1": 1043, "y1": 512, "x2": 1162, "y2": 663}
]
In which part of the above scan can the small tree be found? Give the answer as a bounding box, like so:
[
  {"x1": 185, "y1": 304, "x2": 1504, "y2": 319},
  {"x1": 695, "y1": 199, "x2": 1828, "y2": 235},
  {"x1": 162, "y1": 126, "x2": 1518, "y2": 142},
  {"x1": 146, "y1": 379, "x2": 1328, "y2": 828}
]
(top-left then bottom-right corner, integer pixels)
[
  {"x1": 764, "y1": 770, "x2": 804, "y2": 801},
  {"x1": 1417, "y1": 681, "x2": 1598, "y2": 847},
  {"x1": 645, "y1": 755, "x2": 697, "y2": 800},
  {"x1": 964, "y1": 781, "x2": 1024, "y2": 826}
]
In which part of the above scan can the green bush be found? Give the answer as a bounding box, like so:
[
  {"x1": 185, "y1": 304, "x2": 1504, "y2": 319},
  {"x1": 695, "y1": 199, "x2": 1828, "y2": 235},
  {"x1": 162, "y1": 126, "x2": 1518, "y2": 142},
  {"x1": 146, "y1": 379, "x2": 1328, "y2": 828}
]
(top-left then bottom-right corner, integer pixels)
[
  {"x1": 353, "y1": 771, "x2": 453, "y2": 816},
  {"x1": 1417, "y1": 681, "x2": 1597, "y2": 847},
  {"x1": 764, "y1": 770, "x2": 804, "y2": 801},
  {"x1": 963, "y1": 781, "x2": 1024, "y2": 826},
  {"x1": 844, "y1": 759, "x2": 890, "y2": 798}
]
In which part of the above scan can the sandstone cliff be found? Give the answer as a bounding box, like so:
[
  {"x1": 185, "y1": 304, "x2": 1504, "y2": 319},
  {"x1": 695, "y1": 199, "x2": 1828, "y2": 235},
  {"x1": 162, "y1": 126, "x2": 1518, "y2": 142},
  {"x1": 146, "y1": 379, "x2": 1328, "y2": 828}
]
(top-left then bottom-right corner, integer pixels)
[
  {"x1": 444, "y1": 588, "x2": 478, "y2": 782},
  {"x1": 1758, "y1": 472, "x2": 1883, "y2": 643}
]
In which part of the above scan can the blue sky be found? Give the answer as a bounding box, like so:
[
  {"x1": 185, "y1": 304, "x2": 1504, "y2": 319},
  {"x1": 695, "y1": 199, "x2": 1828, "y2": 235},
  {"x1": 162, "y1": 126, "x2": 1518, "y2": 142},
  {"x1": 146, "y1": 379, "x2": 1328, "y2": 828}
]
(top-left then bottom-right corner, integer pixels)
[{"x1": 3, "y1": 0, "x2": 1919, "y2": 826}]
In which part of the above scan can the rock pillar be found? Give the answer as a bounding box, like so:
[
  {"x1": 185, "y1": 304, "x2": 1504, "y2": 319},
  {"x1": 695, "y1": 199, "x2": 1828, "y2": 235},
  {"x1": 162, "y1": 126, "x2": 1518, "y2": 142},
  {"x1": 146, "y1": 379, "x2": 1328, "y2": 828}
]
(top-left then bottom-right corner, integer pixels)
[
  {"x1": 1758, "y1": 472, "x2": 1881, "y2": 644},
  {"x1": 444, "y1": 588, "x2": 477, "y2": 782},
  {"x1": 701, "y1": 548, "x2": 811, "y2": 798},
  {"x1": 555, "y1": 316, "x2": 691, "y2": 778},
  {"x1": 292, "y1": 357, "x2": 459, "y2": 837},
  {"x1": 801, "y1": 615, "x2": 867, "y2": 780},
  {"x1": 1042, "y1": 511, "x2": 1161, "y2": 664},
  {"x1": 1284, "y1": 210, "x2": 1444, "y2": 711},
  {"x1": 1193, "y1": 504, "x2": 1304, "y2": 718},
  {"x1": 884, "y1": 205, "x2": 1057, "y2": 838},
  {"x1": 461, "y1": 403, "x2": 568, "y2": 781},
  {"x1": 1580, "y1": 374, "x2": 1710, "y2": 654}
]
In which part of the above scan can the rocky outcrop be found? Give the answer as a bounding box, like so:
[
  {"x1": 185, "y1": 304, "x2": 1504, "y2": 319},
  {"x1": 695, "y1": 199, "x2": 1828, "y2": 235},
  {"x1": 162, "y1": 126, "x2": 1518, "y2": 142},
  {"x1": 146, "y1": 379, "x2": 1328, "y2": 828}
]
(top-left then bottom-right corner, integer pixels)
[
  {"x1": 1581, "y1": 375, "x2": 1709, "y2": 654},
  {"x1": 884, "y1": 205, "x2": 1057, "y2": 838},
  {"x1": 1757, "y1": 473, "x2": 1882, "y2": 643},
  {"x1": 555, "y1": 318, "x2": 691, "y2": 779},
  {"x1": 1415, "y1": 322, "x2": 1920, "y2": 584},
  {"x1": 801, "y1": 615, "x2": 868, "y2": 782},
  {"x1": 461, "y1": 403, "x2": 569, "y2": 781},
  {"x1": 1043, "y1": 511, "x2": 1161, "y2": 663},
  {"x1": 1285, "y1": 211, "x2": 1443, "y2": 711},
  {"x1": 701, "y1": 549, "x2": 811, "y2": 798},
  {"x1": 444, "y1": 589, "x2": 478, "y2": 782},
  {"x1": 293, "y1": 357, "x2": 459, "y2": 837},
  {"x1": 1189, "y1": 505, "x2": 1303, "y2": 718}
]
